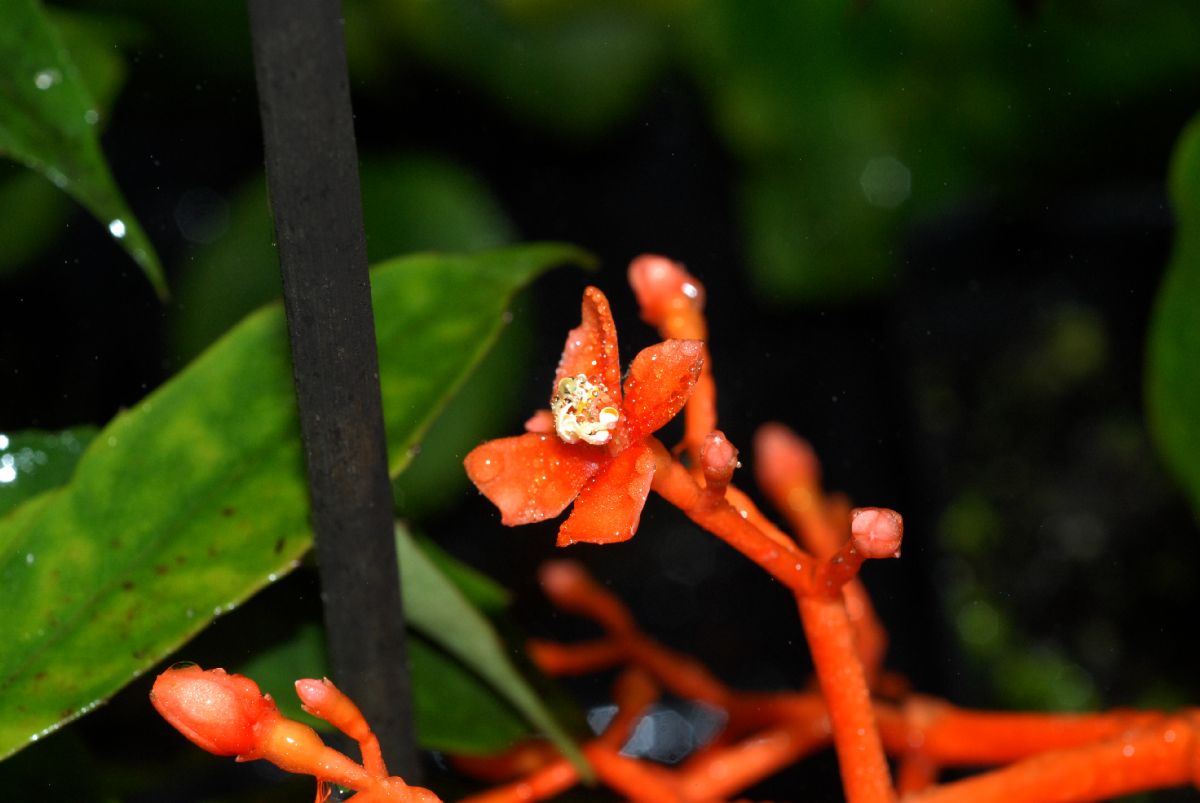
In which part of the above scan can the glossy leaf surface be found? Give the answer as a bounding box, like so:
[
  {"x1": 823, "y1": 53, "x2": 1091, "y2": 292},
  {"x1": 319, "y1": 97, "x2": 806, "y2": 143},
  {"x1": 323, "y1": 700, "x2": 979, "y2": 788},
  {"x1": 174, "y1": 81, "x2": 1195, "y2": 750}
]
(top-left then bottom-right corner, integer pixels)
[
  {"x1": 0, "y1": 0, "x2": 164, "y2": 296},
  {"x1": 0, "y1": 243, "x2": 590, "y2": 759}
]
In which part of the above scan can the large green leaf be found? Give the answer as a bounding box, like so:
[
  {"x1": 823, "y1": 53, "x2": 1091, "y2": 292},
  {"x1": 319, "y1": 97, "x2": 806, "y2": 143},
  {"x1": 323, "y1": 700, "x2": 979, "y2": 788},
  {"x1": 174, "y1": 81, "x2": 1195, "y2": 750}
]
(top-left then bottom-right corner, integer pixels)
[
  {"x1": 397, "y1": 526, "x2": 585, "y2": 770},
  {"x1": 0, "y1": 243, "x2": 591, "y2": 760},
  {"x1": 0, "y1": 0, "x2": 164, "y2": 296},
  {"x1": 1147, "y1": 115, "x2": 1200, "y2": 522}
]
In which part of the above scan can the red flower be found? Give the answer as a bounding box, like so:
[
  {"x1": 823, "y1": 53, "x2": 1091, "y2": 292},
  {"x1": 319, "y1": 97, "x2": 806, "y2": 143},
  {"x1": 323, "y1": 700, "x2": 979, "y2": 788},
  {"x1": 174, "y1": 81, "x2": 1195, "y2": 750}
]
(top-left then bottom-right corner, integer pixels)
[{"x1": 465, "y1": 287, "x2": 703, "y2": 545}]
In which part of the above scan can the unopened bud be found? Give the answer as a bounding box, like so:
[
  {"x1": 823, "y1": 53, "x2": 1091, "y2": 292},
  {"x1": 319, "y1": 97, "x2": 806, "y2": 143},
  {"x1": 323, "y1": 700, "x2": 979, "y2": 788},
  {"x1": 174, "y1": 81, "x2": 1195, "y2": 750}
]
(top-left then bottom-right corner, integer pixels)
[
  {"x1": 150, "y1": 664, "x2": 278, "y2": 757},
  {"x1": 850, "y1": 507, "x2": 904, "y2": 559},
  {"x1": 628, "y1": 254, "x2": 705, "y2": 328},
  {"x1": 700, "y1": 430, "x2": 739, "y2": 490}
]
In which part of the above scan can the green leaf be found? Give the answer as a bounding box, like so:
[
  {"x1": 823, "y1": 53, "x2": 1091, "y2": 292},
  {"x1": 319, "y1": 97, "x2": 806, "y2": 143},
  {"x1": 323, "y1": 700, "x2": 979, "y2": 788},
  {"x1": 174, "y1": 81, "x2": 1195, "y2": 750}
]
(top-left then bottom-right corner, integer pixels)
[
  {"x1": 169, "y1": 154, "x2": 514, "y2": 362},
  {"x1": 396, "y1": 525, "x2": 588, "y2": 775},
  {"x1": 0, "y1": 243, "x2": 592, "y2": 760},
  {"x1": 1147, "y1": 114, "x2": 1200, "y2": 522},
  {"x1": 0, "y1": 0, "x2": 164, "y2": 297},
  {"x1": 409, "y1": 634, "x2": 531, "y2": 754},
  {"x1": 411, "y1": 534, "x2": 510, "y2": 615},
  {"x1": 0, "y1": 427, "x2": 96, "y2": 519},
  {"x1": 393, "y1": 310, "x2": 531, "y2": 524}
]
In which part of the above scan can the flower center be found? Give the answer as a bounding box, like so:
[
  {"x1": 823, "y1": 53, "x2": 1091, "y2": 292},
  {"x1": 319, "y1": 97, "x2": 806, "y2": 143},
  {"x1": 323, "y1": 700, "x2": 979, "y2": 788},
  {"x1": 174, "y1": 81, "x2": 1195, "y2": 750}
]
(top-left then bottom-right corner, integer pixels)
[{"x1": 551, "y1": 374, "x2": 620, "y2": 446}]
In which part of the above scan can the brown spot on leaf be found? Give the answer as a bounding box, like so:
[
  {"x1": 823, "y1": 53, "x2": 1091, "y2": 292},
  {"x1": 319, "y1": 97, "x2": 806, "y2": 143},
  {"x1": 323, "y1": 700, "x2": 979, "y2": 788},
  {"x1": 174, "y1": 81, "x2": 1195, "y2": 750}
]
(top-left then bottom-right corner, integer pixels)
[
  {"x1": 121, "y1": 580, "x2": 135, "y2": 591},
  {"x1": 154, "y1": 564, "x2": 169, "y2": 576},
  {"x1": 59, "y1": 708, "x2": 73, "y2": 719},
  {"x1": 33, "y1": 671, "x2": 46, "y2": 682},
  {"x1": 221, "y1": 506, "x2": 236, "y2": 517},
  {"x1": 274, "y1": 537, "x2": 286, "y2": 554}
]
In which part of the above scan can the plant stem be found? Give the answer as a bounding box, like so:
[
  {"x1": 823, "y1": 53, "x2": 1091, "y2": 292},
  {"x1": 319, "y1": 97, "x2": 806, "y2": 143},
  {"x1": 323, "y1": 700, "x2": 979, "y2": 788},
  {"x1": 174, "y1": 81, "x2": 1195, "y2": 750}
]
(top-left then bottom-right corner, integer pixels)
[{"x1": 798, "y1": 592, "x2": 896, "y2": 803}]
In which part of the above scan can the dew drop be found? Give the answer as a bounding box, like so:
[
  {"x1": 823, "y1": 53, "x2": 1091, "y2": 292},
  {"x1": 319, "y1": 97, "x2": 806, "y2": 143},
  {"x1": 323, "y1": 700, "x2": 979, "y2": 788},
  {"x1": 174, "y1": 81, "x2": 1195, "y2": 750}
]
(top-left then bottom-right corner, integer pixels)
[
  {"x1": 83, "y1": 109, "x2": 99, "y2": 125},
  {"x1": 33, "y1": 68, "x2": 61, "y2": 90},
  {"x1": 108, "y1": 219, "x2": 127, "y2": 239},
  {"x1": 25, "y1": 553, "x2": 35, "y2": 566},
  {"x1": 1121, "y1": 743, "x2": 1135, "y2": 757},
  {"x1": 474, "y1": 455, "x2": 502, "y2": 483},
  {"x1": 0, "y1": 456, "x2": 15, "y2": 484}
]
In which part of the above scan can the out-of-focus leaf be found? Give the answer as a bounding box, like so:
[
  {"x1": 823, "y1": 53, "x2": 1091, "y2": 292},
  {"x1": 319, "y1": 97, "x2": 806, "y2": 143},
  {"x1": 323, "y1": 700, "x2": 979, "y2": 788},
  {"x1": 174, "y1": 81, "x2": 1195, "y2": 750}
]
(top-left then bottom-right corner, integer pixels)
[
  {"x1": 412, "y1": 534, "x2": 511, "y2": 615},
  {"x1": 0, "y1": 10, "x2": 130, "y2": 274},
  {"x1": 375, "y1": 0, "x2": 664, "y2": 139},
  {"x1": 0, "y1": 0, "x2": 164, "y2": 297},
  {"x1": 676, "y1": 0, "x2": 1200, "y2": 303},
  {"x1": 396, "y1": 525, "x2": 587, "y2": 775},
  {"x1": 0, "y1": 427, "x2": 96, "y2": 519},
  {"x1": 410, "y1": 635, "x2": 531, "y2": 754},
  {"x1": 1147, "y1": 115, "x2": 1200, "y2": 522},
  {"x1": 170, "y1": 154, "x2": 514, "y2": 362},
  {"x1": 0, "y1": 167, "x2": 69, "y2": 274},
  {"x1": 0, "y1": 243, "x2": 592, "y2": 760}
]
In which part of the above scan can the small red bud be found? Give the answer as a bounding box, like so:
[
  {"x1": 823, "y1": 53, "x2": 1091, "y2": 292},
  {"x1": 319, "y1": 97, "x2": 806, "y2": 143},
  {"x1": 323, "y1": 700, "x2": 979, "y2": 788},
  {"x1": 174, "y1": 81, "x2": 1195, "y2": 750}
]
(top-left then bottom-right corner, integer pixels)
[{"x1": 700, "y1": 430, "x2": 739, "y2": 489}]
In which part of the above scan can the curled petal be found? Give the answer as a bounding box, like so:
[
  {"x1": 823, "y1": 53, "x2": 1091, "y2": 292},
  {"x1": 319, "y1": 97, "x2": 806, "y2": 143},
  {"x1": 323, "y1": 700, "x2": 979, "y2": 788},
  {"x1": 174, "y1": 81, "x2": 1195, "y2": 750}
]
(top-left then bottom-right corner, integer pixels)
[
  {"x1": 555, "y1": 287, "x2": 622, "y2": 402},
  {"x1": 465, "y1": 433, "x2": 602, "y2": 525},
  {"x1": 620, "y1": 339, "x2": 704, "y2": 443},
  {"x1": 558, "y1": 441, "x2": 656, "y2": 546}
]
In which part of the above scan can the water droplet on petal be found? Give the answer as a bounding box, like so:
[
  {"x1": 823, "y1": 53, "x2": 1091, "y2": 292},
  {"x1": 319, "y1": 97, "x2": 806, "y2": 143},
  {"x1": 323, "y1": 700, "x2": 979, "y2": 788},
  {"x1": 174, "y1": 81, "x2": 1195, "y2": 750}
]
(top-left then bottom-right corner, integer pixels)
[{"x1": 474, "y1": 454, "x2": 502, "y2": 483}]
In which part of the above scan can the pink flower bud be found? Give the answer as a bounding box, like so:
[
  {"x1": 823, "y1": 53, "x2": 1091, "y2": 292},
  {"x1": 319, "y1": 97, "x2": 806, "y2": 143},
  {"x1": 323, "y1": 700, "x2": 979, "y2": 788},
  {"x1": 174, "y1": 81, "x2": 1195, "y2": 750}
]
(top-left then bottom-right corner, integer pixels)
[{"x1": 150, "y1": 664, "x2": 278, "y2": 756}]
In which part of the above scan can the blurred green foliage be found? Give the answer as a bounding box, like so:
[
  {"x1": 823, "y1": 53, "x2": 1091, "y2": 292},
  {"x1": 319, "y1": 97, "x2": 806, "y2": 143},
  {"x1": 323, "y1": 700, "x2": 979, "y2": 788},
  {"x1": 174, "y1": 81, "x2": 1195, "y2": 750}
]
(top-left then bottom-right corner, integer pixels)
[
  {"x1": 1147, "y1": 114, "x2": 1200, "y2": 525},
  {"x1": 0, "y1": 1, "x2": 164, "y2": 294}
]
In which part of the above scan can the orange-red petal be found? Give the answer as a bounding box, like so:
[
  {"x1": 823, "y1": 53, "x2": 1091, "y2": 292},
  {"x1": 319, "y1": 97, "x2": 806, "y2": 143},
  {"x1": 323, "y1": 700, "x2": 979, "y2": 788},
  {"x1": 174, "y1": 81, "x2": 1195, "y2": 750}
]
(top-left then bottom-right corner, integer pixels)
[
  {"x1": 465, "y1": 433, "x2": 602, "y2": 525},
  {"x1": 620, "y1": 339, "x2": 704, "y2": 443},
  {"x1": 555, "y1": 287, "x2": 622, "y2": 402},
  {"x1": 557, "y1": 440, "x2": 656, "y2": 546}
]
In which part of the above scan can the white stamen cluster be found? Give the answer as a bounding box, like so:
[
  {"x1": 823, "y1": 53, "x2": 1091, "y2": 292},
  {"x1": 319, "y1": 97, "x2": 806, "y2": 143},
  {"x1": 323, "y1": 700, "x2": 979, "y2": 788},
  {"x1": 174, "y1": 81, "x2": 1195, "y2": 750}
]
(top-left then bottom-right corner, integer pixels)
[{"x1": 551, "y1": 374, "x2": 620, "y2": 446}]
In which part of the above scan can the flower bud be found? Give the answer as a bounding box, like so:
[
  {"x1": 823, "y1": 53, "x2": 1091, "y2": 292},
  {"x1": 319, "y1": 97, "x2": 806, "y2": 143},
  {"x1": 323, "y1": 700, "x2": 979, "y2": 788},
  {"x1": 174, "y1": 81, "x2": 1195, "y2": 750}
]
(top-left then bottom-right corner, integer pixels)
[
  {"x1": 849, "y1": 507, "x2": 904, "y2": 560},
  {"x1": 628, "y1": 254, "x2": 705, "y2": 330},
  {"x1": 150, "y1": 664, "x2": 278, "y2": 756}
]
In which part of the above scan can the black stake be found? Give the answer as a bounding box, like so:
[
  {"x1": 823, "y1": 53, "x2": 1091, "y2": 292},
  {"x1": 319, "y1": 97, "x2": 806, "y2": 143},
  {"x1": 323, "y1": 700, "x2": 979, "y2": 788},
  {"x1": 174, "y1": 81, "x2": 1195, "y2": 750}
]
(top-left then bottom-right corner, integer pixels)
[{"x1": 247, "y1": 0, "x2": 418, "y2": 779}]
